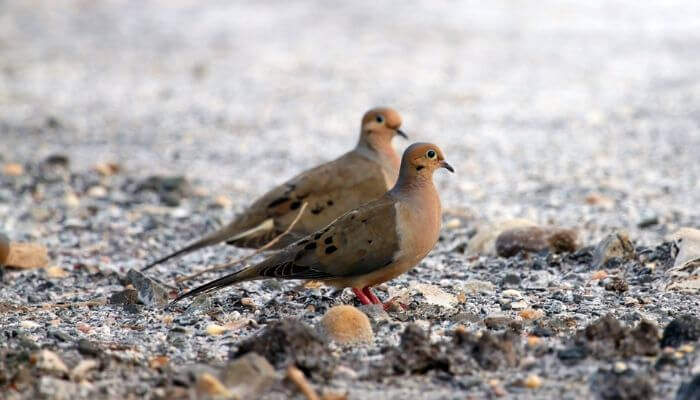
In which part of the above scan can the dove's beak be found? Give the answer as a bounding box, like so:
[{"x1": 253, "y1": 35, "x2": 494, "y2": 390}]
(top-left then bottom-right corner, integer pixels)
[
  {"x1": 396, "y1": 129, "x2": 408, "y2": 139},
  {"x1": 440, "y1": 161, "x2": 455, "y2": 173}
]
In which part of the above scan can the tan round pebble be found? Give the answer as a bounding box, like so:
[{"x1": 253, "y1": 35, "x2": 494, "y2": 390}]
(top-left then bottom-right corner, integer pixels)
[
  {"x1": 2, "y1": 163, "x2": 24, "y2": 176},
  {"x1": 319, "y1": 305, "x2": 373, "y2": 344},
  {"x1": 523, "y1": 374, "x2": 543, "y2": 389},
  {"x1": 206, "y1": 324, "x2": 228, "y2": 336}
]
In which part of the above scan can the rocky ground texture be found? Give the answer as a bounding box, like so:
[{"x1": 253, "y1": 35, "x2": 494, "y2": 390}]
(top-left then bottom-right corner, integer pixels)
[{"x1": 2, "y1": 0, "x2": 700, "y2": 399}]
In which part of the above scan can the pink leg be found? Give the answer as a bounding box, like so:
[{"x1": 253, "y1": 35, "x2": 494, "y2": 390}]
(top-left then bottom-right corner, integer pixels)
[
  {"x1": 352, "y1": 288, "x2": 372, "y2": 305},
  {"x1": 362, "y1": 287, "x2": 382, "y2": 304}
]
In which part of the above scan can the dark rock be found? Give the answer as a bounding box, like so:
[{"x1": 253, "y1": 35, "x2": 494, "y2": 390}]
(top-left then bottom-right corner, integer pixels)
[
  {"x1": 501, "y1": 273, "x2": 521, "y2": 287},
  {"x1": 42, "y1": 154, "x2": 69, "y2": 168},
  {"x1": 48, "y1": 329, "x2": 72, "y2": 342},
  {"x1": 661, "y1": 315, "x2": 700, "y2": 348},
  {"x1": 532, "y1": 325, "x2": 554, "y2": 337},
  {"x1": 495, "y1": 226, "x2": 579, "y2": 258},
  {"x1": 484, "y1": 314, "x2": 523, "y2": 333},
  {"x1": 232, "y1": 318, "x2": 331, "y2": 380},
  {"x1": 557, "y1": 346, "x2": 588, "y2": 364},
  {"x1": 454, "y1": 328, "x2": 521, "y2": 371},
  {"x1": 126, "y1": 269, "x2": 169, "y2": 306},
  {"x1": 76, "y1": 339, "x2": 101, "y2": 357},
  {"x1": 562, "y1": 315, "x2": 659, "y2": 362},
  {"x1": 592, "y1": 369, "x2": 655, "y2": 400},
  {"x1": 676, "y1": 374, "x2": 700, "y2": 400},
  {"x1": 383, "y1": 324, "x2": 453, "y2": 375},
  {"x1": 605, "y1": 277, "x2": 629, "y2": 293},
  {"x1": 637, "y1": 214, "x2": 659, "y2": 229},
  {"x1": 134, "y1": 175, "x2": 192, "y2": 206},
  {"x1": 109, "y1": 288, "x2": 139, "y2": 305}
]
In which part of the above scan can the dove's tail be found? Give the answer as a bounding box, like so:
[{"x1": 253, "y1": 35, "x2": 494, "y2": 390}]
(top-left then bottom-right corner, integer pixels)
[
  {"x1": 169, "y1": 266, "x2": 261, "y2": 304},
  {"x1": 141, "y1": 219, "x2": 277, "y2": 271}
]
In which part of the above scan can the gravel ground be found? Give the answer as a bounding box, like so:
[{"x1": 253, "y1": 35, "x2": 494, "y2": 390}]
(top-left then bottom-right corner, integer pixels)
[{"x1": 1, "y1": 0, "x2": 700, "y2": 399}]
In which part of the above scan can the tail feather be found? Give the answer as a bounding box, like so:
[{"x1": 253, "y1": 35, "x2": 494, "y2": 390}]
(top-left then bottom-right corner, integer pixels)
[
  {"x1": 170, "y1": 266, "x2": 259, "y2": 304},
  {"x1": 141, "y1": 218, "x2": 276, "y2": 271}
]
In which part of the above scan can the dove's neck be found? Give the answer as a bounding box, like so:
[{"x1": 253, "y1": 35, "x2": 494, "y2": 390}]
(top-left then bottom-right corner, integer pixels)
[{"x1": 355, "y1": 138, "x2": 400, "y2": 178}]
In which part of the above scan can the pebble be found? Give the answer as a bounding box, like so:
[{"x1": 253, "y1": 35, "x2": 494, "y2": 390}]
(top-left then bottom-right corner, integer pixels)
[
  {"x1": 604, "y1": 277, "x2": 629, "y2": 293},
  {"x1": 584, "y1": 193, "x2": 614, "y2": 209},
  {"x1": 70, "y1": 359, "x2": 99, "y2": 381},
  {"x1": 206, "y1": 324, "x2": 228, "y2": 336},
  {"x1": 523, "y1": 374, "x2": 543, "y2": 389},
  {"x1": 2, "y1": 162, "x2": 24, "y2": 176},
  {"x1": 510, "y1": 300, "x2": 528, "y2": 310},
  {"x1": 126, "y1": 269, "x2": 169, "y2": 306},
  {"x1": 333, "y1": 365, "x2": 359, "y2": 380},
  {"x1": 31, "y1": 350, "x2": 69, "y2": 376},
  {"x1": 501, "y1": 289, "x2": 522, "y2": 299},
  {"x1": 319, "y1": 305, "x2": 373, "y2": 344},
  {"x1": 87, "y1": 185, "x2": 108, "y2": 198},
  {"x1": 45, "y1": 266, "x2": 69, "y2": 278},
  {"x1": 94, "y1": 162, "x2": 121, "y2": 176},
  {"x1": 614, "y1": 361, "x2": 628, "y2": 373},
  {"x1": 495, "y1": 225, "x2": 579, "y2": 258},
  {"x1": 519, "y1": 309, "x2": 544, "y2": 320},
  {"x1": 461, "y1": 279, "x2": 496, "y2": 294},
  {"x1": 196, "y1": 373, "x2": 231, "y2": 397},
  {"x1": 21, "y1": 320, "x2": 41, "y2": 329},
  {"x1": 413, "y1": 283, "x2": 457, "y2": 308},
  {"x1": 468, "y1": 218, "x2": 536, "y2": 256},
  {"x1": 221, "y1": 352, "x2": 276, "y2": 399}
]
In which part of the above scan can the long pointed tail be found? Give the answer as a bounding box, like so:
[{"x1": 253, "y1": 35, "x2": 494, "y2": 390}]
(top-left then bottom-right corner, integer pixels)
[
  {"x1": 141, "y1": 219, "x2": 276, "y2": 272},
  {"x1": 170, "y1": 266, "x2": 260, "y2": 304}
]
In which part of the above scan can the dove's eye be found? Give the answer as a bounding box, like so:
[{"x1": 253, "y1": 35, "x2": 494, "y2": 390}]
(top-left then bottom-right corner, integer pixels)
[
  {"x1": 426, "y1": 150, "x2": 437, "y2": 159},
  {"x1": 375, "y1": 115, "x2": 384, "y2": 123}
]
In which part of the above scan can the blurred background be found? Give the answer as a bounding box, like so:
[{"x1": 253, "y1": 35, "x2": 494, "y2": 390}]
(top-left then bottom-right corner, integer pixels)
[{"x1": 2, "y1": 0, "x2": 699, "y2": 244}]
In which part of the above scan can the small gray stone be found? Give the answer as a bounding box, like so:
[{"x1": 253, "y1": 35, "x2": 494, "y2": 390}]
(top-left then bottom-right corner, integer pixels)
[{"x1": 126, "y1": 269, "x2": 169, "y2": 306}]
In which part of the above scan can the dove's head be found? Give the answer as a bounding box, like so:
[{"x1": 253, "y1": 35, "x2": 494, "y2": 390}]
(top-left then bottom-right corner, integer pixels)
[
  {"x1": 359, "y1": 107, "x2": 407, "y2": 148},
  {"x1": 395, "y1": 142, "x2": 454, "y2": 187}
]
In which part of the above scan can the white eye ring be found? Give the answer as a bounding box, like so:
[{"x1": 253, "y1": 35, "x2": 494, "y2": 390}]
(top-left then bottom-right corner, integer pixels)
[
  {"x1": 375, "y1": 115, "x2": 384, "y2": 123},
  {"x1": 426, "y1": 150, "x2": 437, "y2": 159}
]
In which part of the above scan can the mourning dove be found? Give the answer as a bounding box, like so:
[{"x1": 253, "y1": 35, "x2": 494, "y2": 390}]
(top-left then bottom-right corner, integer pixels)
[
  {"x1": 171, "y1": 142, "x2": 453, "y2": 308},
  {"x1": 142, "y1": 107, "x2": 407, "y2": 271}
]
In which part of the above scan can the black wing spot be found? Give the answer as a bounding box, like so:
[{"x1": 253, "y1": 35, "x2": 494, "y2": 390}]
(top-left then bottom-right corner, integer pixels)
[
  {"x1": 304, "y1": 242, "x2": 317, "y2": 250},
  {"x1": 325, "y1": 245, "x2": 338, "y2": 254},
  {"x1": 268, "y1": 197, "x2": 290, "y2": 208},
  {"x1": 314, "y1": 233, "x2": 322, "y2": 240},
  {"x1": 361, "y1": 219, "x2": 368, "y2": 223},
  {"x1": 311, "y1": 206, "x2": 324, "y2": 214},
  {"x1": 290, "y1": 201, "x2": 301, "y2": 210},
  {"x1": 367, "y1": 239, "x2": 373, "y2": 244},
  {"x1": 416, "y1": 166, "x2": 425, "y2": 171},
  {"x1": 327, "y1": 200, "x2": 334, "y2": 206},
  {"x1": 324, "y1": 236, "x2": 333, "y2": 245}
]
